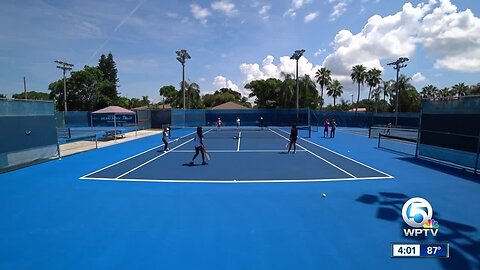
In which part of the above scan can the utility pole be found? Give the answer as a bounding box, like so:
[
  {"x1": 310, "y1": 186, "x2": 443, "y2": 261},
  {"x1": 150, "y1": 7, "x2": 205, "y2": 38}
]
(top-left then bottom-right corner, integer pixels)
[
  {"x1": 290, "y1": 49, "x2": 305, "y2": 123},
  {"x1": 54, "y1": 60, "x2": 74, "y2": 112},
  {"x1": 387, "y1": 57, "x2": 409, "y2": 126},
  {"x1": 23, "y1": 77, "x2": 27, "y2": 99},
  {"x1": 176, "y1": 50, "x2": 191, "y2": 110}
]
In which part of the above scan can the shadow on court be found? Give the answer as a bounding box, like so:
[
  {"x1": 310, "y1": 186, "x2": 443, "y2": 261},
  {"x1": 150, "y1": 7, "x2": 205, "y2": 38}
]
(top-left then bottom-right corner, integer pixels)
[
  {"x1": 356, "y1": 192, "x2": 480, "y2": 270},
  {"x1": 396, "y1": 157, "x2": 480, "y2": 184}
]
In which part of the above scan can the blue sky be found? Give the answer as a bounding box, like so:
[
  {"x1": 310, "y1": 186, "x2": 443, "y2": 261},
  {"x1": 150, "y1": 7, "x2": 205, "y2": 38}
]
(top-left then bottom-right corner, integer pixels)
[{"x1": 0, "y1": 0, "x2": 479, "y2": 105}]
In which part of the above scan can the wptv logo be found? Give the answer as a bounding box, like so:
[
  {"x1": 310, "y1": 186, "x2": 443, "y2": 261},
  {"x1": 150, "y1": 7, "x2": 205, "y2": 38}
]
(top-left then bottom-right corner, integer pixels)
[{"x1": 402, "y1": 197, "x2": 439, "y2": 237}]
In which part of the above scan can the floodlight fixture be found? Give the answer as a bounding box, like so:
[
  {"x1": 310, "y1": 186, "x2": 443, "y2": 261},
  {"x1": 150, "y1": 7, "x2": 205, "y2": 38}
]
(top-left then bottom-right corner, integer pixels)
[
  {"x1": 291, "y1": 49, "x2": 305, "y2": 122},
  {"x1": 176, "y1": 49, "x2": 191, "y2": 110},
  {"x1": 387, "y1": 57, "x2": 409, "y2": 126}
]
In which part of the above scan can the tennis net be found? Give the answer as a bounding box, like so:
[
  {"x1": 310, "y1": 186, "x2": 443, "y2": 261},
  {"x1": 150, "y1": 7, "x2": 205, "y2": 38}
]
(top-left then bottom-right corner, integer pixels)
[
  {"x1": 369, "y1": 126, "x2": 418, "y2": 140},
  {"x1": 377, "y1": 133, "x2": 417, "y2": 156},
  {"x1": 172, "y1": 125, "x2": 311, "y2": 139}
]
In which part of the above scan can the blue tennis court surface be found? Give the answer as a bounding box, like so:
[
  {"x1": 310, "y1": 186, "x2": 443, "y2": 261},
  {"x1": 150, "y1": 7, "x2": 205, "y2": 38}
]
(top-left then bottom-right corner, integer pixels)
[
  {"x1": 1, "y1": 127, "x2": 479, "y2": 270},
  {"x1": 81, "y1": 127, "x2": 391, "y2": 182}
]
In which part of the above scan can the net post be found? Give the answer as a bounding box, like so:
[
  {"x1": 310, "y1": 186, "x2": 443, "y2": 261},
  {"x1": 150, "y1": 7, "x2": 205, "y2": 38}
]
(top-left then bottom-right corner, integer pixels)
[
  {"x1": 95, "y1": 135, "x2": 98, "y2": 149},
  {"x1": 415, "y1": 102, "x2": 423, "y2": 158},
  {"x1": 475, "y1": 130, "x2": 480, "y2": 175},
  {"x1": 378, "y1": 133, "x2": 381, "y2": 148},
  {"x1": 368, "y1": 126, "x2": 372, "y2": 138}
]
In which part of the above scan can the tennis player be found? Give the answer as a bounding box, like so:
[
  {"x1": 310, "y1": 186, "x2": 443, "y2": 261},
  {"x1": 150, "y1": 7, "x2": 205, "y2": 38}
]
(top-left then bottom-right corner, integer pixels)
[
  {"x1": 259, "y1": 116, "x2": 264, "y2": 130},
  {"x1": 236, "y1": 117, "x2": 240, "y2": 129},
  {"x1": 217, "y1": 118, "x2": 222, "y2": 131},
  {"x1": 190, "y1": 126, "x2": 207, "y2": 165},
  {"x1": 330, "y1": 119, "x2": 337, "y2": 138},
  {"x1": 324, "y1": 118, "x2": 329, "y2": 137},
  {"x1": 287, "y1": 125, "x2": 298, "y2": 154},
  {"x1": 162, "y1": 127, "x2": 170, "y2": 152}
]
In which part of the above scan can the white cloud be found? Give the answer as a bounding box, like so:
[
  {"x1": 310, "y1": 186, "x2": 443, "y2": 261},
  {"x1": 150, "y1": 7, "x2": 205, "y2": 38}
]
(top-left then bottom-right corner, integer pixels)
[
  {"x1": 284, "y1": 8, "x2": 296, "y2": 17},
  {"x1": 304, "y1": 12, "x2": 319, "y2": 23},
  {"x1": 211, "y1": 1, "x2": 238, "y2": 17},
  {"x1": 412, "y1": 72, "x2": 426, "y2": 82},
  {"x1": 314, "y1": 48, "x2": 326, "y2": 57},
  {"x1": 292, "y1": 0, "x2": 312, "y2": 9},
  {"x1": 419, "y1": 0, "x2": 480, "y2": 72},
  {"x1": 212, "y1": 76, "x2": 240, "y2": 93},
  {"x1": 259, "y1": 5, "x2": 271, "y2": 20},
  {"x1": 284, "y1": 0, "x2": 312, "y2": 17},
  {"x1": 190, "y1": 4, "x2": 211, "y2": 24},
  {"x1": 330, "y1": 1, "x2": 348, "y2": 21},
  {"x1": 167, "y1": 12, "x2": 178, "y2": 18}
]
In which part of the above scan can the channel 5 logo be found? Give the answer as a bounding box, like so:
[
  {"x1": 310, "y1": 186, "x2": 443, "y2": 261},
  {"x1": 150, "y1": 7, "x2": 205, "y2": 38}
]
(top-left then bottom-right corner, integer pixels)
[{"x1": 402, "y1": 197, "x2": 439, "y2": 237}]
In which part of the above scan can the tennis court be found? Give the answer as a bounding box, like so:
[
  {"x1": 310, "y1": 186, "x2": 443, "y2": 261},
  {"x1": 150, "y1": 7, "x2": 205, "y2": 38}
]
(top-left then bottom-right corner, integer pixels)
[{"x1": 0, "y1": 126, "x2": 479, "y2": 270}]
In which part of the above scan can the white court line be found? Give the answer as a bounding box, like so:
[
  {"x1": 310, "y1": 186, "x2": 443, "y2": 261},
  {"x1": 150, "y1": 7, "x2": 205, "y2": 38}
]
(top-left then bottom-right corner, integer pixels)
[
  {"x1": 114, "y1": 138, "x2": 194, "y2": 179},
  {"x1": 279, "y1": 129, "x2": 393, "y2": 178},
  {"x1": 269, "y1": 129, "x2": 357, "y2": 178},
  {"x1": 237, "y1": 131, "x2": 241, "y2": 151},
  {"x1": 81, "y1": 175, "x2": 392, "y2": 183},
  {"x1": 113, "y1": 129, "x2": 213, "y2": 180},
  {"x1": 169, "y1": 150, "x2": 306, "y2": 153},
  {"x1": 79, "y1": 130, "x2": 197, "y2": 179}
]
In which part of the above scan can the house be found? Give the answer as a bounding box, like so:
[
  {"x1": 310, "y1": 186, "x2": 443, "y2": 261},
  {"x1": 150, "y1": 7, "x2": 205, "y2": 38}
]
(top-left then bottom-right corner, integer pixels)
[{"x1": 211, "y1": 101, "x2": 250, "y2": 110}]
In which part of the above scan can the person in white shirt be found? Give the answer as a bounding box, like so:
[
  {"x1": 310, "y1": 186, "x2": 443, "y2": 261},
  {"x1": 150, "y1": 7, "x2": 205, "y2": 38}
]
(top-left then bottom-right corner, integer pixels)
[{"x1": 236, "y1": 117, "x2": 240, "y2": 129}]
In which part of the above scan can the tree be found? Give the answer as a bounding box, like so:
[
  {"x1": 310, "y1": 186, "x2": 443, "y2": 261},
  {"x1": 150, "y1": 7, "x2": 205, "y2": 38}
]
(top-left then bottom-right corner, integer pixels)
[
  {"x1": 451, "y1": 83, "x2": 469, "y2": 97},
  {"x1": 326, "y1": 80, "x2": 343, "y2": 107},
  {"x1": 420, "y1": 85, "x2": 438, "y2": 99},
  {"x1": 439, "y1": 87, "x2": 451, "y2": 99},
  {"x1": 351, "y1": 64, "x2": 366, "y2": 112},
  {"x1": 202, "y1": 88, "x2": 249, "y2": 108},
  {"x1": 469, "y1": 83, "x2": 480, "y2": 95},
  {"x1": 391, "y1": 75, "x2": 416, "y2": 112},
  {"x1": 159, "y1": 85, "x2": 178, "y2": 105},
  {"x1": 378, "y1": 80, "x2": 394, "y2": 103},
  {"x1": 185, "y1": 82, "x2": 203, "y2": 109},
  {"x1": 97, "y1": 52, "x2": 119, "y2": 100},
  {"x1": 0, "y1": 93, "x2": 6, "y2": 98},
  {"x1": 299, "y1": 75, "x2": 319, "y2": 109},
  {"x1": 315, "y1": 67, "x2": 332, "y2": 106},
  {"x1": 246, "y1": 78, "x2": 282, "y2": 108},
  {"x1": 280, "y1": 72, "x2": 296, "y2": 108},
  {"x1": 366, "y1": 68, "x2": 382, "y2": 100},
  {"x1": 49, "y1": 65, "x2": 107, "y2": 111},
  {"x1": 12, "y1": 91, "x2": 51, "y2": 100}
]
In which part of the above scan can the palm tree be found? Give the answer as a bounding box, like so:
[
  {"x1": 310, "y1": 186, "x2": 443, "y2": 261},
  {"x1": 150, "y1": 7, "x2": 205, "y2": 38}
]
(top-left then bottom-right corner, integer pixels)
[
  {"x1": 439, "y1": 87, "x2": 451, "y2": 99},
  {"x1": 300, "y1": 75, "x2": 319, "y2": 109},
  {"x1": 351, "y1": 64, "x2": 367, "y2": 112},
  {"x1": 366, "y1": 68, "x2": 382, "y2": 100},
  {"x1": 420, "y1": 85, "x2": 438, "y2": 99},
  {"x1": 315, "y1": 67, "x2": 332, "y2": 103},
  {"x1": 280, "y1": 72, "x2": 295, "y2": 108},
  {"x1": 392, "y1": 75, "x2": 414, "y2": 113},
  {"x1": 378, "y1": 80, "x2": 393, "y2": 102},
  {"x1": 451, "y1": 83, "x2": 469, "y2": 97},
  {"x1": 326, "y1": 80, "x2": 343, "y2": 107}
]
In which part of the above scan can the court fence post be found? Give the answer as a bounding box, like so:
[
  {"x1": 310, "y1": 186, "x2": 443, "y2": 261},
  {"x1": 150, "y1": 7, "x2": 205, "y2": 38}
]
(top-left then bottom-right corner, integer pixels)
[{"x1": 475, "y1": 130, "x2": 480, "y2": 175}]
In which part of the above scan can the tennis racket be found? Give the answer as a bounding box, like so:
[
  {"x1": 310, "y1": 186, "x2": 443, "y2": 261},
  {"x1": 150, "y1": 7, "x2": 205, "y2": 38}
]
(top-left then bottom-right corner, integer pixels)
[{"x1": 203, "y1": 146, "x2": 211, "y2": 161}]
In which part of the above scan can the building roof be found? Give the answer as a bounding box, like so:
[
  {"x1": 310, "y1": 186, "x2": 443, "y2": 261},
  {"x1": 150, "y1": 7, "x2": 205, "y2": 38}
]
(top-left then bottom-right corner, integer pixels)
[
  {"x1": 91, "y1": 106, "x2": 136, "y2": 114},
  {"x1": 211, "y1": 101, "x2": 250, "y2": 110}
]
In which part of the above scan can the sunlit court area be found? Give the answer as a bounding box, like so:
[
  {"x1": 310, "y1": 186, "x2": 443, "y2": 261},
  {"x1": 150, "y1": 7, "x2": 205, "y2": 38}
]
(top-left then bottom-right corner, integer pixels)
[{"x1": 1, "y1": 0, "x2": 480, "y2": 269}]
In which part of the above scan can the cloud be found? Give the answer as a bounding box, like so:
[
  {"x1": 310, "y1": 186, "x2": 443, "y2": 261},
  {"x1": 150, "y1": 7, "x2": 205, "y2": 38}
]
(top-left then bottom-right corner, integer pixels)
[
  {"x1": 284, "y1": 0, "x2": 312, "y2": 17},
  {"x1": 167, "y1": 12, "x2": 178, "y2": 18},
  {"x1": 190, "y1": 4, "x2": 211, "y2": 24},
  {"x1": 419, "y1": 0, "x2": 480, "y2": 72},
  {"x1": 259, "y1": 5, "x2": 271, "y2": 20},
  {"x1": 114, "y1": 0, "x2": 146, "y2": 32},
  {"x1": 213, "y1": 76, "x2": 240, "y2": 92},
  {"x1": 304, "y1": 12, "x2": 319, "y2": 23},
  {"x1": 314, "y1": 48, "x2": 326, "y2": 57},
  {"x1": 292, "y1": 0, "x2": 312, "y2": 9},
  {"x1": 330, "y1": 1, "x2": 348, "y2": 21},
  {"x1": 412, "y1": 72, "x2": 426, "y2": 82},
  {"x1": 211, "y1": 0, "x2": 238, "y2": 17}
]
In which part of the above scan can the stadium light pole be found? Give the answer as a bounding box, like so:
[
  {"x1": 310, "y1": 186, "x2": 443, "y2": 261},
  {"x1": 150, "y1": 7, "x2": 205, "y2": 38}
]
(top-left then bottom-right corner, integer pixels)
[
  {"x1": 54, "y1": 60, "x2": 74, "y2": 112},
  {"x1": 387, "y1": 57, "x2": 409, "y2": 126},
  {"x1": 290, "y1": 49, "x2": 305, "y2": 123},
  {"x1": 176, "y1": 49, "x2": 191, "y2": 110}
]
